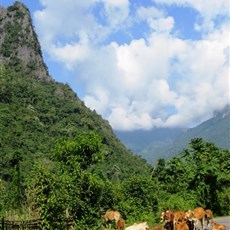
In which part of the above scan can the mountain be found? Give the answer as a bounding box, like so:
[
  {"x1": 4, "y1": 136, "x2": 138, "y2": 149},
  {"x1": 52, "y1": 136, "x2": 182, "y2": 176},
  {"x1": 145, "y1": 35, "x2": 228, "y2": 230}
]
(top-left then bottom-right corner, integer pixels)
[
  {"x1": 115, "y1": 127, "x2": 185, "y2": 154},
  {"x1": 116, "y1": 106, "x2": 230, "y2": 164},
  {"x1": 0, "y1": 2, "x2": 151, "y2": 183},
  {"x1": 166, "y1": 106, "x2": 230, "y2": 156},
  {"x1": 0, "y1": 2, "x2": 50, "y2": 81}
]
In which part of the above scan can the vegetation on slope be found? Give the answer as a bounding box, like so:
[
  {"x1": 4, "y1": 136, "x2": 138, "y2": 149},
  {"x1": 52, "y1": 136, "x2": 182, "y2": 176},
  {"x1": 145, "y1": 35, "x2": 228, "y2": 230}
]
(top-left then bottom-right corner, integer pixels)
[
  {"x1": 1, "y1": 135, "x2": 229, "y2": 229},
  {"x1": 0, "y1": 66, "x2": 150, "y2": 182}
]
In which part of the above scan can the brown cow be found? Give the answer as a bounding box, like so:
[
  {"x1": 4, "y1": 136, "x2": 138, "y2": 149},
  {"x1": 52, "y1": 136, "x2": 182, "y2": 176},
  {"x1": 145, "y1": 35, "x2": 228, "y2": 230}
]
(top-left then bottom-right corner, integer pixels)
[
  {"x1": 161, "y1": 210, "x2": 174, "y2": 223},
  {"x1": 211, "y1": 220, "x2": 227, "y2": 230},
  {"x1": 117, "y1": 218, "x2": 125, "y2": 230},
  {"x1": 174, "y1": 210, "x2": 186, "y2": 230},
  {"x1": 161, "y1": 210, "x2": 174, "y2": 230},
  {"x1": 185, "y1": 207, "x2": 205, "y2": 230},
  {"x1": 174, "y1": 219, "x2": 189, "y2": 230},
  {"x1": 103, "y1": 210, "x2": 121, "y2": 227}
]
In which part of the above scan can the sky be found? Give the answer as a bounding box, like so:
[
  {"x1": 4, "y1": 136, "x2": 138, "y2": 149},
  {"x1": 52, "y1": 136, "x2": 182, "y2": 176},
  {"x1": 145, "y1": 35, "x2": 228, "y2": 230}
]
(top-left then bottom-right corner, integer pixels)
[{"x1": 1, "y1": 0, "x2": 229, "y2": 131}]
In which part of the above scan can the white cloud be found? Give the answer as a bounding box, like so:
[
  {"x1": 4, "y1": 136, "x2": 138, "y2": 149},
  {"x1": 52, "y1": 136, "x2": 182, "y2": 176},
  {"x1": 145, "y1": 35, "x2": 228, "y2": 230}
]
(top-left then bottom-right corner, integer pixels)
[
  {"x1": 136, "y1": 6, "x2": 174, "y2": 33},
  {"x1": 100, "y1": 0, "x2": 129, "y2": 28},
  {"x1": 108, "y1": 107, "x2": 163, "y2": 131},
  {"x1": 136, "y1": 6, "x2": 164, "y2": 20},
  {"x1": 154, "y1": 0, "x2": 229, "y2": 32},
  {"x1": 34, "y1": 0, "x2": 229, "y2": 131},
  {"x1": 148, "y1": 16, "x2": 174, "y2": 33},
  {"x1": 35, "y1": 0, "x2": 129, "y2": 48},
  {"x1": 103, "y1": 0, "x2": 128, "y2": 6},
  {"x1": 50, "y1": 32, "x2": 91, "y2": 69}
]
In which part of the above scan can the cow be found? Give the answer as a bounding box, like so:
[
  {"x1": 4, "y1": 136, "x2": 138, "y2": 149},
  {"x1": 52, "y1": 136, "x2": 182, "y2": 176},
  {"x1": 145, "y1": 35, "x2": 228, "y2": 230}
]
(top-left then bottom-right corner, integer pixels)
[
  {"x1": 103, "y1": 210, "x2": 121, "y2": 227},
  {"x1": 164, "y1": 221, "x2": 174, "y2": 230},
  {"x1": 161, "y1": 210, "x2": 174, "y2": 230},
  {"x1": 185, "y1": 207, "x2": 205, "y2": 230},
  {"x1": 117, "y1": 217, "x2": 125, "y2": 230},
  {"x1": 186, "y1": 219, "x2": 194, "y2": 230},
  {"x1": 204, "y1": 209, "x2": 213, "y2": 229},
  {"x1": 174, "y1": 210, "x2": 186, "y2": 230},
  {"x1": 211, "y1": 220, "x2": 227, "y2": 230},
  {"x1": 174, "y1": 219, "x2": 189, "y2": 230},
  {"x1": 161, "y1": 210, "x2": 174, "y2": 223},
  {"x1": 124, "y1": 221, "x2": 149, "y2": 230}
]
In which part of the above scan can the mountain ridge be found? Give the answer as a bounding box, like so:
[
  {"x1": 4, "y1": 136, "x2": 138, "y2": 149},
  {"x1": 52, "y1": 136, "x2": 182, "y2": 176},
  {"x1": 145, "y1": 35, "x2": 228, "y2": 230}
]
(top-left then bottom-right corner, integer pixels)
[
  {"x1": 116, "y1": 105, "x2": 230, "y2": 164},
  {"x1": 169, "y1": 105, "x2": 230, "y2": 153}
]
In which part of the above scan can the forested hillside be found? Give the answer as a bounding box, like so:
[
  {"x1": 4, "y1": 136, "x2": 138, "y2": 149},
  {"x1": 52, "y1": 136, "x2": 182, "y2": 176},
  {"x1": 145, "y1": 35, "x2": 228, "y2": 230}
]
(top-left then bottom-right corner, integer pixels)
[
  {"x1": 170, "y1": 106, "x2": 230, "y2": 153},
  {"x1": 115, "y1": 128, "x2": 184, "y2": 154},
  {"x1": 0, "y1": 2, "x2": 229, "y2": 229}
]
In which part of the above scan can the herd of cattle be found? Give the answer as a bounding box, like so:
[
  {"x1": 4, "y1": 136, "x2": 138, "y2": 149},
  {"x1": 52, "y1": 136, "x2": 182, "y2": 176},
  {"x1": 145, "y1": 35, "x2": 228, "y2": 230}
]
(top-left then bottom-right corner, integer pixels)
[{"x1": 102, "y1": 208, "x2": 227, "y2": 230}]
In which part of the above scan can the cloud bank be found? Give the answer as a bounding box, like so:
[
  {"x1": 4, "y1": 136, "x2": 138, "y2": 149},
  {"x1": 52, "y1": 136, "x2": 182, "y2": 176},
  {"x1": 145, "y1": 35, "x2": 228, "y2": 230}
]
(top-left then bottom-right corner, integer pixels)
[{"x1": 34, "y1": 0, "x2": 229, "y2": 131}]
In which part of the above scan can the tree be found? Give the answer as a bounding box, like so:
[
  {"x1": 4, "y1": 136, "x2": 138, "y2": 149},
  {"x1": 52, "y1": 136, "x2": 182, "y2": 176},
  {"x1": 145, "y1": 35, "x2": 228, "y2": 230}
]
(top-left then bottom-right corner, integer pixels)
[
  {"x1": 53, "y1": 131, "x2": 104, "y2": 170},
  {"x1": 184, "y1": 139, "x2": 224, "y2": 211},
  {"x1": 151, "y1": 138, "x2": 230, "y2": 215},
  {"x1": 25, "y1": 131, "x2": 107, "y2": 229},
  {"x1": 119, "y1": 175, "x2": 158, "y2": 224}
]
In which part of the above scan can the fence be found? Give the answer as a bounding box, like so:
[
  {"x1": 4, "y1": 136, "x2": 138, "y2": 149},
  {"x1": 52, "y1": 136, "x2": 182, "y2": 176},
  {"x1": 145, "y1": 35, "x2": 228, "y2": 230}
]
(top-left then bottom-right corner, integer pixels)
[
  {"x1": 1, "y1": 217, "x2": 74, "y2": 229},
  {"x1": 1, "y1": 217, "x2": 42, "y2": 229}
]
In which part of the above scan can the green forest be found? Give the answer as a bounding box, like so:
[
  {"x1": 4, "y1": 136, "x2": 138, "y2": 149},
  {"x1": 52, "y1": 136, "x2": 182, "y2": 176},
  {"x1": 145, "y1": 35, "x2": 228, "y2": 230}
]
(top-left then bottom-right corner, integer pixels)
[
  {"x1": 0, "y1": 2, "x2": 230, "y2": 229},
  {"x1": 0, "y1": 68, "x2": 229, "y2": 229}
]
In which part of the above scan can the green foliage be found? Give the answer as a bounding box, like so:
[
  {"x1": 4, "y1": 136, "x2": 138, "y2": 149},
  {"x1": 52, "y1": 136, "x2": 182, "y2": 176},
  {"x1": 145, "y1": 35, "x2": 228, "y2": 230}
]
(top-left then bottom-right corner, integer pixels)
[
  {"x1": 53, "y1": 131, "x2": 104, "y2": 170},
  {"x1": 217, "y1": 186, "x2": 230, "y2": 216},
  {"x1": 151, "y1": 138, "x2": 230, "y2": 216},
  {"x1": 0, "y1": 180, "x2": 7, "y2": 214},
  {"x1": 25, "y1": 137, "x2": 111, "y2": 229},
  {"x1": 0, "y1": 66, "x2": 150, "y2": 183},
  {"x1": 117, "y1": 175, "x2": 159, "y2": 225},
  {"x1": 157, "y1": 192, "x2": 198, "y2": 212}
]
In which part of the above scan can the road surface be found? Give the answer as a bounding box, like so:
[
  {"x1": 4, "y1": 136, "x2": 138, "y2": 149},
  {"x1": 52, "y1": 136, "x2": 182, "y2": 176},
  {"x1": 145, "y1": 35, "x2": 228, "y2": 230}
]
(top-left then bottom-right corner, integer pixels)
[{"x1": 213, "y1": 216, "x2": 230, "y2": 229}]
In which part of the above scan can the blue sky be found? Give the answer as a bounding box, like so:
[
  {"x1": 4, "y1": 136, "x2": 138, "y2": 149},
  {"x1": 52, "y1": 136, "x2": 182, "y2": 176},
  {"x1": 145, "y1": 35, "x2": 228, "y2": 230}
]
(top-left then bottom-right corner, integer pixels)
[{"x1": 1, "y1": 0, "x2": 229, "y2": 131}]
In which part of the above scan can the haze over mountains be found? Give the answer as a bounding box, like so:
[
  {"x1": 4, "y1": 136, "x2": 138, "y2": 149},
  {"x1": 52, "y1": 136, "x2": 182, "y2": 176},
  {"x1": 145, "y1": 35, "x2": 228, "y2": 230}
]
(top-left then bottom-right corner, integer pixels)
[{"x1": 116, "y1": 105, "x2": 230, "y2": 163}]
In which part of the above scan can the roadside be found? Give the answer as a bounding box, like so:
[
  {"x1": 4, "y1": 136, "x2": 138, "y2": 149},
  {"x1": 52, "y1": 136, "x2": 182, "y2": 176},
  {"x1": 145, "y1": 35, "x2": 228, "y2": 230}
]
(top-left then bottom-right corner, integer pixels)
[{"x1": 213, "y1": 216, "x2": 230, "y2": 229}]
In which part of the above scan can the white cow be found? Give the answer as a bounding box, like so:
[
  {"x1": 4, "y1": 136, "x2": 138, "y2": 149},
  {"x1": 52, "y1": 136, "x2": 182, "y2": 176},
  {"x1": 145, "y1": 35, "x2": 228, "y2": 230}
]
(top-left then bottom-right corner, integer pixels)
[{"x1": 125, "y1": 221, "x2": 149, "y2": 230}]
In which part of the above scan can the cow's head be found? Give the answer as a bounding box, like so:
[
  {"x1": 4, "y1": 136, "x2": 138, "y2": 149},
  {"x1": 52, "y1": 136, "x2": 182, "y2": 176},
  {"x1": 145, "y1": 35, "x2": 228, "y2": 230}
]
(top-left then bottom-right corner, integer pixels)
[{"x1": 164, "y1": 210, "x2": 174, "y2": 222}]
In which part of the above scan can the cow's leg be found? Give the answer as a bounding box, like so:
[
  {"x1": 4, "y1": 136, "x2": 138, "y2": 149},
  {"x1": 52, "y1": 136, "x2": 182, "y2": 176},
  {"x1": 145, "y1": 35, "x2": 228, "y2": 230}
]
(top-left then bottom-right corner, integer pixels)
[
  {"x1": 200, "y1": 218, "x2": 204, "y2": 230},
  {"x1": 194, "y1": 220, "x2": 198, "y2": 230},
  {"x1": 207, "y1": 219, "x2": 211, "y2": 229},
  {"x1": 201, "y1": 218, "x2": 204, "y2": 230}
]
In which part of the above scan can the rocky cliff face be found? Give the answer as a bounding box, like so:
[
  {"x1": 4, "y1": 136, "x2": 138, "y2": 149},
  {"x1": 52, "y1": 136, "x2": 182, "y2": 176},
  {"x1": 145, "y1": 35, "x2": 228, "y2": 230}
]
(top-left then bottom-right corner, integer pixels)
[{"x1": 0, "y1": 2, "x2": 51, "y2": 81}]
